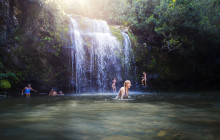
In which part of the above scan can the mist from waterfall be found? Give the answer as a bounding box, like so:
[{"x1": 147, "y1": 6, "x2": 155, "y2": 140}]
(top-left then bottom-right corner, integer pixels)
[{"x1": 69, "y1": 16, "x2": 136, "y2": 93}]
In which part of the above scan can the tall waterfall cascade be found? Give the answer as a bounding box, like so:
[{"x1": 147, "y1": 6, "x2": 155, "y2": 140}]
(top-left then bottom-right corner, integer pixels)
[{"x1": 69, "y1": 16, "x2": 136, "y2": 93}]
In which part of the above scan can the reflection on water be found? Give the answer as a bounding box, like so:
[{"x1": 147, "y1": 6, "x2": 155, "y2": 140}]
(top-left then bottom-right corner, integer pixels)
[{"x1": 0, "y1": 92, "x2": 220, "y2": 140}]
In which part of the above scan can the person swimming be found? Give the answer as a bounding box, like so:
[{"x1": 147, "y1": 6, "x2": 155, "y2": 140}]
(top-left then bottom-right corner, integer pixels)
[
  {"x1": 49, "y1": 89, "x2": 57, "y2": 96},
  {"x1": 58, "y1": 91, "x2": 64, "y2": 95},
  {"x1": 112, "y1": 78, "x2": 117, "y2": 93},
  {"x1": 116, "y1": 80, "x2": 131, "y2": 99},
  {"x1": 21, "y1": 84, "x2": 37, "y2": 96}
]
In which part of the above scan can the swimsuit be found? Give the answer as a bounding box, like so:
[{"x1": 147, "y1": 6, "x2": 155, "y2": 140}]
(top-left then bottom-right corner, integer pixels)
[
  {"x1": 144, "y1": 74, "x2": 147, "y2": 80},
  {"x1": 24, "y1": 88, "x2": 31, "y2": 94},
  {"x1": 112, "y1": 80, "x2": 116, "y2": 87}
]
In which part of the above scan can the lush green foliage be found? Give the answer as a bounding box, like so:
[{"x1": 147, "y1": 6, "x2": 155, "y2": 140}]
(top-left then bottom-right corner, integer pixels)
[
  {"x1": 99, "y1": 0, "x2": 220, "y2": 89},
  {"x1": 0, "y1": 80, "x2": 11, "y2": 89},
  {"x1": 0, "y1": 62, "x2": 17, "y2": 90},
  {"x1": 0, "y1": 0, "x2": 219, "y2": 91},
  {"x1": 110, "y1": 26, "x2": 124, "y2": 45},
  {"x1": 0, "y1": 0, "x2": 70, "y2": 91}
]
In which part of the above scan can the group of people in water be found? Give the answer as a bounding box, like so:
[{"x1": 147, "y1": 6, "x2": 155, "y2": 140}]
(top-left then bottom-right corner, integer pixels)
[
  {"x1": 21, "y1": 81, "x2": 130, "y2": 99},
  {"x1": 21, "y1": 72, "x2": 147, "y2": 99},
  {"x1": 21, "y1": 84, "x2": 64, "y2": 96},
  {"x1": 48, "y1": 89, "x2": 64, "y2": 96},
  {"x1": 112, "y1": 71, "x2": 147, "y2": 92},
  {"x1": 112, "y1": 71, "x2": 147, "y2": 99}
]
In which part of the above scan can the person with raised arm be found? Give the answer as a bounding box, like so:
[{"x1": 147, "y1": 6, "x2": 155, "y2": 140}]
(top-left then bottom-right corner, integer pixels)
[{"x1": 21, "y1": 84, "x2": 37, "y2": 96}]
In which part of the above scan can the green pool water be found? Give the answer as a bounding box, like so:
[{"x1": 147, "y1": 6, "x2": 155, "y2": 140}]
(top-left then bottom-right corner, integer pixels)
[{"x1": 0, "y1": 92, "x2": 220, "y2": 140}]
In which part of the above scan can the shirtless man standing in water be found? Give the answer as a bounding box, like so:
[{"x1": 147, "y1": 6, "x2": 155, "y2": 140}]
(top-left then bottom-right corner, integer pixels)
[
  {"x1": 116, "y1": 80, "x2": 131, "y2": 99},
  {"x1": 49, "y1": 89, "x2": 57, "y2": 96}
]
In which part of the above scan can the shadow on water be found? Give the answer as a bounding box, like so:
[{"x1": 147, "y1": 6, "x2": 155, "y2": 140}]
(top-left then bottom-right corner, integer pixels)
[{"x1": 0, "y1": 91, "x2": 220, "y2": 140}]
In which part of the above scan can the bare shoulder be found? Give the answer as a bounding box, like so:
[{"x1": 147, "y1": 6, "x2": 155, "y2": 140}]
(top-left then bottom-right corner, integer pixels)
[{"x1": 119, "y1": 87, "x2": 125, "y2": 92}]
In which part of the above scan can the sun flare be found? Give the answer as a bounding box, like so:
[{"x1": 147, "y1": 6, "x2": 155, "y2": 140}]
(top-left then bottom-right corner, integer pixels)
[
  {"x1": 53, "y1": 0, "x2": 94, "y2": 17},
  {"x1": 56, "y1": 0, "x2": 89, "y2": 7}
]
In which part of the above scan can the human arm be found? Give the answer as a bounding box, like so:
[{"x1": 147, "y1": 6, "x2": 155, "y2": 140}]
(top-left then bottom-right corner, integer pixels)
[
  {"x1": 21, "y1": 87, "x2": 26, "y2": 95},
  {"x1": 120, "y1": 88, "x2": 125, "y2": 99},
  {"x1": 30, "y1": 87, "x2": 37, "y2": 92},
  {"x1": 125, "y1": 90, "x2": 129, "y2": 98}
]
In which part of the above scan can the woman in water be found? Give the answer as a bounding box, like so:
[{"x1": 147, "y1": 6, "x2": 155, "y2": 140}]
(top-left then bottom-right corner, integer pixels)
[
  {"x1": 21, "y1": 84, "x2": 37, "y2": 96},
  {"x1": 143, "y1": 72, "x2": 147, "y2": 87},
  {"x1": 141, "y1": 77, "x2": 144, "y2": 86},
  {"x1": 112, "y1": 78, "x2": 117, "y2": 92},
  {"x1": 116, "y1": 80, "x2": 131, "y2": 99}
]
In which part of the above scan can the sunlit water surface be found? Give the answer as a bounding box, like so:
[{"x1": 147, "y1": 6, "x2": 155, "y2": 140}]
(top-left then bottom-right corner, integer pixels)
[{"x1": 0, "y1": 92, "x2": 220, "y2": 140}]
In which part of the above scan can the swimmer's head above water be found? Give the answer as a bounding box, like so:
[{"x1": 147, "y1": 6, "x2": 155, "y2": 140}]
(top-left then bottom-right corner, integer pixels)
[
  {"x1": 27, "y1": 84, "x2": 31, "y2": 88},
  {"x1": 124, "y1": 80, "x2": 131, "y2": 89}
]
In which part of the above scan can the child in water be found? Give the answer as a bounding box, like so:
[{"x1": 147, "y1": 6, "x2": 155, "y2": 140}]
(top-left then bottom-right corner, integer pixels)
[
  {"x1": 58, "y1": 91, "x2": 64, "y2": 95},
  {"x1": 21, "y1": 84, "x2": 37, "y2": 96},
  {"x1": 112, "y1": 78, "x2": 117, "y2": 92},
  {"x1": 116, "y1": 80, "x2": 131, "y2": 99}
]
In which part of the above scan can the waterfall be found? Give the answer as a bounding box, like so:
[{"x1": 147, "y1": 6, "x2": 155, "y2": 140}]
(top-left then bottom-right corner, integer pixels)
[
  {"x1": 69, "y1": 18, "x2": 86, "y2": 93},
  {"x1": 122, "y1": 32, "x2": 137, "y2": 88},
  {"x1": 69, "y1": 16, "x2": 136, "y2": 93},
  {"x1": 122, "y1": 32, "x2": 132, "y2": 80}
]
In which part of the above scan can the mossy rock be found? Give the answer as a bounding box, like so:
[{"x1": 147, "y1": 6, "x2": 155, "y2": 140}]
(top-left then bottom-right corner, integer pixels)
[
  {"x1": 109, "y1": 26, "x2": 123, "y2": 46},
  {"x1": 0, "y1": 80, "x2": 11, "y2": 89}
]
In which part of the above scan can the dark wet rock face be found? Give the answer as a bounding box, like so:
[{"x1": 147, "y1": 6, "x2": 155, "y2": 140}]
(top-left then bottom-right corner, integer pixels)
[{"x1": 0, "y1": 0, "x2": 71, "y2": 93}]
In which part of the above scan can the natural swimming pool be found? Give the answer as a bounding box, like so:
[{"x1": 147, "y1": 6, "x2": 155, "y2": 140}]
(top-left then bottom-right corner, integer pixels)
[{"x1": 0, "y1": 92, "x2": 220, "y2": 140}]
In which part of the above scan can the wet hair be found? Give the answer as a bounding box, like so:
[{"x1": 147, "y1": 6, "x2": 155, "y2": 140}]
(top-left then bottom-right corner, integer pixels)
[{"x1": 124, "y1": 80, "x2": 131, "y2": 87}]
